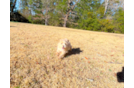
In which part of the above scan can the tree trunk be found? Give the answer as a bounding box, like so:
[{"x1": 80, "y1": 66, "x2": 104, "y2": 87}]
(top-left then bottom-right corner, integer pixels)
[
  {"x1": 63, "y1": 10, "x2": 71, "y2": 27},
  {"x1": 11, "y1": 0, "x2": 17, "y2": 13},
  {"x1": 63, "y1": 0, "x2": 79, "y2": 27},
  {"x1": 45, "y1": 15, "x2": 48, "y2": 25},
  {"x1": 63, "y1": 14, "x2": 68, "y2": 27},
  {"x1": 104, "y1": 0, "x2": 109, "y2": 16},
  {"x1": 45, "y1": 8, "x2": 49, "y2": 25},
  {"x1": 122, "y1": 1, "x2": 124, "y2": 10}
]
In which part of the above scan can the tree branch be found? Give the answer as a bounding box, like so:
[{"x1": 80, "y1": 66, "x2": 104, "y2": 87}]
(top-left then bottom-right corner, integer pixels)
[{"x1": 71, "y1": 0, "x2": 80, "y2": 10}]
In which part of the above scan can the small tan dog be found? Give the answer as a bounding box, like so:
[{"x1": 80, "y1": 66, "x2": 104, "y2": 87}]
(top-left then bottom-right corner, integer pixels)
[{"x1": 56, "y1": 38, "x2": 72, "y2": 59}]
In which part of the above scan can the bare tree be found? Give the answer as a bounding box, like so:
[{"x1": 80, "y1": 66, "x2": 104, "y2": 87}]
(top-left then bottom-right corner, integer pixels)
[
  {"x1": 31, "y1": 0, "x2": 55, "y2": 25},
  {"x1": 104, "y1": 0, "x2": 124, "y2": 16},
  {"x1": 63, "y1": 0, "x2": 79, "y2": 27},
  {"x1": 104, "y1": 0, "x2": 109, "y2": 16},
  {"x1": 119, "y1": 0, "x2": 124, "y2": 10},
  {"x1": 42, "y1": 0, "x2": 50, "y2": 25},
  {"x1": 10, "y1": 0, "x2": 17, "y2": 13}
]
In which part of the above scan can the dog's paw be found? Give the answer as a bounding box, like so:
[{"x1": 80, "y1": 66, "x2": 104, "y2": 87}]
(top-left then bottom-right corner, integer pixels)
[{"x1": 59, "y1": 55, "x2": 64, "y2": 59}]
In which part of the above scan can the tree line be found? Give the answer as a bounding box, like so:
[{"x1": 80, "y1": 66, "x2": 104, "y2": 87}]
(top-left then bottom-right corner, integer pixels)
[{"x1": 10, "y1": 0, "x2": 124, "y2": 33}]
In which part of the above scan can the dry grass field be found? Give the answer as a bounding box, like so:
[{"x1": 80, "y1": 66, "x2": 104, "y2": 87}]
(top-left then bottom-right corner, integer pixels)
[{"x1": 10, "y1": 22, "x2": 124, "y2": 88}]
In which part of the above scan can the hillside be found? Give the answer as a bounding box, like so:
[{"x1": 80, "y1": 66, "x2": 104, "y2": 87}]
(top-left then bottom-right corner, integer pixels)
[{"x1": 10, "y1": 22, "x2": 124, "y2": 88}]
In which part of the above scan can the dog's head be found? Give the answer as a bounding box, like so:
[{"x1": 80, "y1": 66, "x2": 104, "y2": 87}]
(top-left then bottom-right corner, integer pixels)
[
  {"x1": 61, "y1": 40, "x2": 67, "y2": 49},
  {"x1": 59, "y1": 39, "x2": 70, "y2": 50}
]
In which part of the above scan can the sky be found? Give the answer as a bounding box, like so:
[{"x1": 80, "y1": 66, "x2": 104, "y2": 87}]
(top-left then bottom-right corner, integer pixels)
[{"x1": 15, "y1": 0, "x2": 20, "y2": 10}]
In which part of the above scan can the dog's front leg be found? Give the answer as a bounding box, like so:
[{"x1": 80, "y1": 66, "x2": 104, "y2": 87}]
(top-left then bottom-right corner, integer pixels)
[
  {"x1": 59, "y1": 52, "x2": 65, "y2": 59},
  {"x1": 56, "y1": 51, "x2": 61, "y2": 57}
]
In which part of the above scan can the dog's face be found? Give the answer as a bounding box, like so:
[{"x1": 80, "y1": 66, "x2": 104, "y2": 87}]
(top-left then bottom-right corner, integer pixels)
[
  {"x1": 57, "y1": 39, "x2": 72, "y2": 51},
  {"x1": 59, "y1": 39, "x2": 68, "y2": 50}
]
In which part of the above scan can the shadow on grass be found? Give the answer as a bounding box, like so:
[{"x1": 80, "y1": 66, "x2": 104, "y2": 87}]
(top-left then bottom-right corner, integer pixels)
[
  {"x1": 117, "y1": 67, "x2": 134, "y2": 82},
  {"x1": 10, "y1": 26, "x2": 16, "y2": 27},
  {"x1": 65, "y1": 48, "x2": 83, "y2": 58},
  {"x1": 117, "y1": 71, "x2": 124, "y2": 82}
]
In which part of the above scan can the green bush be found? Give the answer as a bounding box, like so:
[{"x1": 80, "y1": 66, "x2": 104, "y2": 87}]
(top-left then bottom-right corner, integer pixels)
[
  {"x1": 99, "y1": 19, "x2": 115, "y2": 32},
  {"x1": 28, "y1": 15, "x2": 33, "y2": 23},
  {"x1": 113, "y1": 8, "x2": 124, "y2": 33}
]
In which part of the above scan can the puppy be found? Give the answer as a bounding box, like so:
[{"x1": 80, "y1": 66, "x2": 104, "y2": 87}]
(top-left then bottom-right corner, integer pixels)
[{"x1": 56, "y1": 39, "x2": 72, "y2": 59}]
